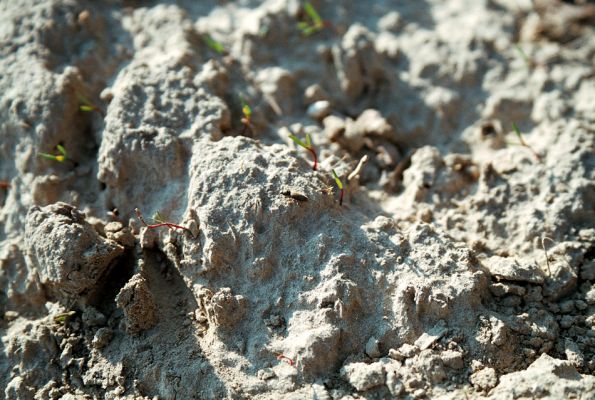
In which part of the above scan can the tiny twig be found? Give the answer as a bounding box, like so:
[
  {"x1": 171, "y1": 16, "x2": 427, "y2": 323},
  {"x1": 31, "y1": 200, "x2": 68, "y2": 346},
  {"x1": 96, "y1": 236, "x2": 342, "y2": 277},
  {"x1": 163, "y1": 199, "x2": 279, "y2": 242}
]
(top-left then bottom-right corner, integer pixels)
[
  {"x1": 541, "y1": 236, "x2": 555, "y2": 277},
  {"x1": 135, "y1": 208, "x2": 192, "y2": 234},
  {"x1": 347, "y1": 155, "x2": 368, "y2": 182}
]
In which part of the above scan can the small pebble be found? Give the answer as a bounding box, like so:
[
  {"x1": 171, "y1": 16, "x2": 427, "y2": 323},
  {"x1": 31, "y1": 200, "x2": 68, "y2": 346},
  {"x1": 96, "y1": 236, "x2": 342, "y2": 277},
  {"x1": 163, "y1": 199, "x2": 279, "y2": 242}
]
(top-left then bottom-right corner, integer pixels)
[
  {"x1": 92, "y1": 327, "x2": 113, "y2": 349},
  {"x1": 307, "y1": 100, "x2": 331, "y2": 120}
]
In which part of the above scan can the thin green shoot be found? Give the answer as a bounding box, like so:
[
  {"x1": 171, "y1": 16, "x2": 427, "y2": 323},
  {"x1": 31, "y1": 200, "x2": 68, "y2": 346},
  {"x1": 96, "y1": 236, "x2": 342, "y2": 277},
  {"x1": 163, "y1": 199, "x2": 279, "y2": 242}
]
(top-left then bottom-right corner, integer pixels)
[
  {"x1": 54, "y1": 311, "x2": 75, "y2": 324},
  {"x1": 513, "y1": 44, "x2": 532, "y2": 69},
  {"x1": 136, "y1": 208, "x2": 192, "y2": 234},
  {"x1": 240, "y1": 96, "x2": 253, "y2": 135},
  {"x1": 203, "y1": 34, "x2": 226, "y2": 54},
  {"x1": 289, "y1": 132, "x2": 318, "y2": 170},
  {"x1": 298, "y1": 2, "x2": 326, "y2": 36},
  {"x1": 510, "y1": 123, "x2": 542, "y2": 162},
  {"x1": 78, "y1": 93, "x2": 104, "y2": 115},
  {"x1": 332, "y1": 169, "x2": 344, "y2": 206},
  {"x1": 38, "y1": 144, "x2": 69, "y2": 163}
]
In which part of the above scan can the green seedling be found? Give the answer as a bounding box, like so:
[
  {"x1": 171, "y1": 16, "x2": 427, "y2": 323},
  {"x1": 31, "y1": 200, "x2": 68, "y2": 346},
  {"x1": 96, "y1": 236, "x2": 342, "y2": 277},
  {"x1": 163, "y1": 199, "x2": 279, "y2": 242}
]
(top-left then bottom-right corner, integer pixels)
[
  {"x1": 38, "y1": 144, "x2": 69, "y2": 163},
  {"x1": 297, "y1": 2, "x2": 328, "y2": 36},
  {"x1": 135, "y1": 208, "x2": 192, "y2": 234},
  {"x1": 53, "y1": 311, "x2": 76, "y2": 324},
  {"x1": 240, "y1": 96, "x2": 253, "y2": 135},
  {"x1": 203, "y1": 34, "x2": 226, "y2": 54},
  {"x1": 332, "y1": 169, "x2": 344, "y2": 206},
  {"x1": 78, "y1": 93, "x2": 104, "y2": 115},
  {"x1": 513, "y1": 44, "x2": 532, "y2": 69},
  {"x1": 510, "y1": 123, "x2": 542, "y2": 162},
  {"x1": 289, "y1": 132, "x2": 318, "y2": 170}
]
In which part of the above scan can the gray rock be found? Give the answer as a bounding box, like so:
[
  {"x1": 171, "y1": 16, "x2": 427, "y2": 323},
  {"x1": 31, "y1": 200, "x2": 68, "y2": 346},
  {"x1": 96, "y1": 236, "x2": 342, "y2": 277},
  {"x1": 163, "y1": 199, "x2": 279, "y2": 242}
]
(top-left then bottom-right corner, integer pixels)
[
  {"x1": 490, "y1": 354, "x2": 595, "y2": 399},
  {"x1": 25, "y1": 203, "x2": 124, "y2": 299},
  {"x1": 484, "y1": 256, "x2": 544, "y2": 284},
  {"x1": 470, "y1": 367, "x2": 498, "y2": 391},
  {"x1": 341, "y1": 362, "x2": 385, "y2": 392}
]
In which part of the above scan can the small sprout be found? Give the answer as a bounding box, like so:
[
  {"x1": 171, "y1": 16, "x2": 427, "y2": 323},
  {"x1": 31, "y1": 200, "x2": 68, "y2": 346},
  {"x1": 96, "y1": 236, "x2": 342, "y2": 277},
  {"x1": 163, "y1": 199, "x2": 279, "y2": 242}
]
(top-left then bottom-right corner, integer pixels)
[
  {"x1": 297, "y1": 2, "x2": 327, "y2": 36},
  {"x1": 289, "y1": 132, "x2": 318, "y2": 170},
  {"x1": 513, "y1": 44, "x2": 532, "y2": 69},
  {"x1": 240, "y1": 96, "x2": 253, "y2": 136},
  {"x1": 275, "y1": 353, "x2": 295, "y2": 367},
  {"x1": 53, "y1": 311, "x2": 76, "y2": 324},
  {"x1": 281, "y1": 190, "x2": 308, "y2": 202},
  {"x1": 332, "y1": 169, "x2": 344, "y2": 206},
  {"x1": 0, "y1": 180, "x2": 9, "y2": 189},
  {"x1": 541, "y1": 236, "x2": 555, "y2": 277},
  {"x1": 78, "y1": 93, "x2": 104, "y2": 115},
  {"x1": 135, "y1": 208, "x2": 193, "y2": 235},
  {"x1": 510, "y1": 123, "x2": 542, "y2": 162},
  {"x1": 203, "y1": 34, "x2": 226, "y2": 54},
  {"x1": 38, "y1": 144, "x2": 69, "y2": 163}
]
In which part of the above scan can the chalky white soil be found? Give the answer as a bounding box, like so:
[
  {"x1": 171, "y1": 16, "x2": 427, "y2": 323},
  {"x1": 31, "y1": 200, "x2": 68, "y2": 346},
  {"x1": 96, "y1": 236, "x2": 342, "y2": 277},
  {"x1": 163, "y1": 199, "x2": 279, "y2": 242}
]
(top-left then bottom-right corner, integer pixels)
[{"x1": 1, "y1": 0, "x2": 594, "y2": 399}]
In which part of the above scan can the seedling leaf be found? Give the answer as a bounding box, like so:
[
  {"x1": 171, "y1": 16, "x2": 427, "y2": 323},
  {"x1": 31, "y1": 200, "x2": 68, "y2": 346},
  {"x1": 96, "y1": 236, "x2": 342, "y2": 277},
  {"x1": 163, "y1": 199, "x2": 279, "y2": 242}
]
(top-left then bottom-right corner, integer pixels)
[
  {"x1": 80, "y1": 105, "x2": 94, "y2": 112},
  {"x1": 54, "y1": 311, "x2": 75, "y2": 324},
  {"x1": 240, "y1": 97, "x2": 252, "y2": 119},
  {"x1": 304, "y1": 2, "x2": 322, "y2": 26},
  {"x1": 38, "y1": 152, "x2": 58, "y2": 161},
  {"x1": 203, "y1": 34, "x2": 225, "y2": 54},
  {"x1": 298, "y1": 2, "x2": 326, "y2": 36},
  {"x1": 514, "y1": 44, "x2": 531, "y2": 68},
  {"x1": 511, "y1": 122, "x2": 524, "y2": 144},
  {"x1": 332, "y1": 169, "x2": 343, "y2": 189},
  {"x1": 56, "y1": 144, "x2": 67, "y2": 157},
  {"x1": 332, "y1": 169, "x2": 344, "y2": 206},
  {"x1": 153, "y1": 211, "x2": 165, "y2": 223},
  {"x1": 38, "y1": 145, "x2": 69, "y2": 163},
  {"x1": 289, "y1": 134, "x2": 307, "y2": 149}
]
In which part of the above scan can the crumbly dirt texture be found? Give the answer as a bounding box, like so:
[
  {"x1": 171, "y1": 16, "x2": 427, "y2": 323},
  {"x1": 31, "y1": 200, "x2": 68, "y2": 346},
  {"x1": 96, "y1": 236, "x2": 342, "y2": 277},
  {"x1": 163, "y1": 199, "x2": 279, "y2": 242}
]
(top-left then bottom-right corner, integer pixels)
[{"x1": 0, "y1": 0, "x2": 594, "y2": 399}]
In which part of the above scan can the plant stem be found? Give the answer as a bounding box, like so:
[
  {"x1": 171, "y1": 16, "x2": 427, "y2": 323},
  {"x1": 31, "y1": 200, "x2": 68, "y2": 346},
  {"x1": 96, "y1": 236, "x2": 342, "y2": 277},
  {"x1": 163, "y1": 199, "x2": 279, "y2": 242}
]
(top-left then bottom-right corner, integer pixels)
[
  {"x1": 308, "y1": 147, "x2": 318, "y2": 170},
  {"x1": 135, "y1": 208, "x2": 191, "y2": 234}
]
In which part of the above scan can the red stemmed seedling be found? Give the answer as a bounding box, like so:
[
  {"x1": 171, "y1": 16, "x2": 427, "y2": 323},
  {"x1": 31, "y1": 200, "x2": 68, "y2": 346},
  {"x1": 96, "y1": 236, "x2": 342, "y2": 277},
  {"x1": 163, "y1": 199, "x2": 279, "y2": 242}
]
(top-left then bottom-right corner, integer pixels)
[
  {"x1": 38, "y1": 144, "x2": 73, "y2": 164},
  {"x1": 289, "y1": 132, "x2": 318, "y2": 170},
  {"x1": 510, "y1": 123, "x2": 542, "y2": 162},
  {"x1": 135, "y1": 208, "x2": 192, "y2": 235},
  {"x1": 297, "y1": 2, "x2": 331, "y2": 36},
  {"x1": 0, "y1": 181, "x2": 9, "y2": 189},
  {"x1": 240, "y1": 96, "x2": 253, "y2": 136},
  {"x1": 275, "y1": 353, "x2": 296, "y2": 367},
  {"x1": 332, "y1": 169, "x2": 344, "y2": 206},
  {"x1": 78, "y1": 93, "x2": 105, "y2": 116}
]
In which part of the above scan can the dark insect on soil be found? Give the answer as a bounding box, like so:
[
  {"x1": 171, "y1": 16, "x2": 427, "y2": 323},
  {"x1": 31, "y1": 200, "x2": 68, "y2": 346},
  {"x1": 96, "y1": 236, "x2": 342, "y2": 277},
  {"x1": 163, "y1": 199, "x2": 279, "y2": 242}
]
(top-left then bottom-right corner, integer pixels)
[{"x1": 281, "y1": 190, "x2": 308, "y2": 202}]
